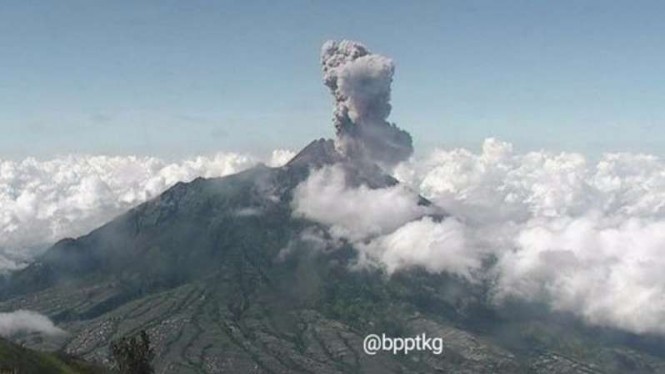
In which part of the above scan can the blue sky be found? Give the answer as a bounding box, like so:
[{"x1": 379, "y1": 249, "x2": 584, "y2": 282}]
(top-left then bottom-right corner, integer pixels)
[{"x1": 2, "y1": 0, "x2": 665, "y2": 159}]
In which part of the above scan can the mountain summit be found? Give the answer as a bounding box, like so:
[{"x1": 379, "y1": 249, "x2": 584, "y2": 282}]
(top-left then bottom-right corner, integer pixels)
[
  {"x1": 286, "y1": 138, "x2": 342, "y2": 168},
  {"x1": 0, "y1": 138, "x2": 663, "y2": 373}
]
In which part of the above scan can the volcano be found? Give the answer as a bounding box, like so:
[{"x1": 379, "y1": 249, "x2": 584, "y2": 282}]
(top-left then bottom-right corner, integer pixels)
[
  {"x1": 0, "y1": 139, "x2": 664, "y2": 373},
  {"x1": 2, "y1": 39, "x2": 665, "y2": 373}
]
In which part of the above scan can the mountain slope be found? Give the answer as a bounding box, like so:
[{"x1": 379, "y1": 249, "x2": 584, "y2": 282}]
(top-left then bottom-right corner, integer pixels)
[
  {"x1": 0, "y1": 337, "x2": 105, "y2": 373},
  {"x1": 1, "y1": 139, "x2": 664, "y2": 373}
]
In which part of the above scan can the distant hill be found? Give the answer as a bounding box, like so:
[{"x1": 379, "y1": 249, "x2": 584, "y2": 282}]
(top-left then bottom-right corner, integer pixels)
[{"x1": 0, "y1": 139, "x2": 664, "y2": 373}]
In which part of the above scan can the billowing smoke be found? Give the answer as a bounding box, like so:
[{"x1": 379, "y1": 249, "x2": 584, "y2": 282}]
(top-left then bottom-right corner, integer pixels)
[
  {"x1": 0, "y1": 150, "x2": 293, "y2": 271},
  {"x1": 291, "y1": 164, "x2": 480, "y2": 279},
  {"x1": 0, "y1": 310, "x2": 65, "y2": 337},
  {"x1": 293, "y1": 138, "x2": 665, "y2": 335},
  {"x1": 292, "y1": 165, "x2": 428, "y2": 242},
  {"x1": 321, "y1": 40, "x2": 413, "y2": 166}
]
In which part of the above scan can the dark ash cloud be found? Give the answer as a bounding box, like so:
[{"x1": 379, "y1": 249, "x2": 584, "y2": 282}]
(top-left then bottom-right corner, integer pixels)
[{"x1": 321, "y1": 40, "x2": 413, "y2": 167}]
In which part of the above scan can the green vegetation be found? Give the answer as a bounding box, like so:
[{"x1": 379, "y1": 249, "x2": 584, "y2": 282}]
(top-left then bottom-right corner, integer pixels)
[
  {"x1": 110, "y1": 330, "x2": 155, "y2": 374},
  {"x1": 0, "y1": 337, "x2": 105, "y2": 373}
]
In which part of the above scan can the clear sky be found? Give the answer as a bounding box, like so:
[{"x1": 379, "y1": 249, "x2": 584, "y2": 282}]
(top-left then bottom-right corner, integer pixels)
[{"x1": 2, "y1": 0, "x2": 665, "y2": 159}]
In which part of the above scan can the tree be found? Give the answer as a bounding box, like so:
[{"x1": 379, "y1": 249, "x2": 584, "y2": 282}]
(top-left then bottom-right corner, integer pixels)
[{"x1": 110, "y1": 330, "x2": 155, "y2": 374}]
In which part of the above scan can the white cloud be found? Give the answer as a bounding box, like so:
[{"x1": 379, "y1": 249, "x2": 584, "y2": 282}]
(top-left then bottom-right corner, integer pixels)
[
  {"x1": 0, "y1": 310, "x2": 65, "y2": 337},
  {"x1": 291, "y1": 165, "x2": 482, "y2": 279},
  {"x1": 268, "y1": 149, "x2": 296, "y2": 167},
  {"x1": 394, "y1": 138, "x2": 665, "y2": 334},
  {"x1": 360, "y1": 217, "x2": 479, "y2": 279},
  {"x1": 291, "y1": 165, "x2": 427, "y2": 241},
  {"x1": 495, "y1": 216, "x2": 665, "y2": 334},
  {"x1": 0, "y1": 152, "x2": 260, "y2": 271},
  {"x1": 4, "y1": 138, "x2": 665, "y2": 335},
  {"x1": 292, "y1": 138, "x2": 665, "y2": 334}
]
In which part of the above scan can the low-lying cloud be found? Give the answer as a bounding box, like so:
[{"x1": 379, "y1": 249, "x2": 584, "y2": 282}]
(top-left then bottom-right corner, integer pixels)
[
  {"x1": 4, "y1": 138, "x2": 665, "y2": 335},
  {"x1": 292, "y1": 165, "x2": 428, "y2": 241},
  {"x1": 0, "y1": 150, "x2": 293, "y2": 271},
  {"x1": 291, "y1": 165, "x2": 480, "y2": 279},
  {"x1": 0, "y1": 310, "x2": 65, "y2": 337},
  {"x1": 294, "y1": 138, "x2": 665, "y2": 335},
  {"x1": 360, "y1": 217, "x2": 477, "y2": 278}
]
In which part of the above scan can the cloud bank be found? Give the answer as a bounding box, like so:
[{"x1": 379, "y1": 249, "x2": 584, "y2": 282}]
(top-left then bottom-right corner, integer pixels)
[
  {"x1": 0, "y1": 150, "x2": 293, "y2": 271},
  {"x1": 0, "y1": 310, "x2": 65, "y2": 337},
  {"x1": 294, "y1": 139, "x2": 665, "y2": 335},
  {"x1": 4, "y1": 137, "x2": 665, "y2": 335},
  {"x1": 291, "y1": 165, "x2": 480, "y2": 279},
  {"x1": 292, "y1": 165, "x2": 428, "y2": 242}
]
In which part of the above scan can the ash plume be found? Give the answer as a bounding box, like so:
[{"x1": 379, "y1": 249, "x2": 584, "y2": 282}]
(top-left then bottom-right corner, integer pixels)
[{"x1": 321, "y1": 40, "x2": 413, "y2": 167}]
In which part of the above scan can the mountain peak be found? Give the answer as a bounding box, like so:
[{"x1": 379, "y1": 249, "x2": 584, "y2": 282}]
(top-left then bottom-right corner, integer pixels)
[
  {"x1": 2, "y1": 137, "x2": 663, "y2": 373},
  {"x1": 285, "y1": 138, "x2": 343, "y2": 168}
]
